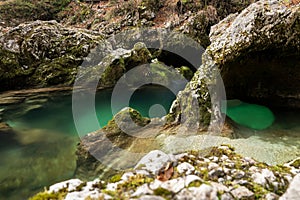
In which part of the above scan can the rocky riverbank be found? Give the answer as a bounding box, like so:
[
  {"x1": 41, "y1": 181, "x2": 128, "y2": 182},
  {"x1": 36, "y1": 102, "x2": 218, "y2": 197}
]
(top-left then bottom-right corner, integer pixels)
[
  {"x1": 1, "y1": 0, "x2": 300, "y2": 199},
  {"x1": 30, "y1": 145, "x2": 300, "y2": 200}
]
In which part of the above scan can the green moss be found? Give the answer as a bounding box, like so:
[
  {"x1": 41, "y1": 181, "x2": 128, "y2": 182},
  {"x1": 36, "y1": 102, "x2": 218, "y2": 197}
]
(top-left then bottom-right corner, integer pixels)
[
  {"x1": 176, "y1": 66, "x2": 194, "y2": 80},
  {"x1": 103, "y1": 174, "x2": 154, "y2": 199},
  {"x1": 153, "y1": 187, "x2": 173, "y2": 197},
  {"x1": 199, "y1": 168, "x2": 209, "y2": 181},
  {"x1": 188, "y1": 180, "x2": 202, "y2": 187},
  {"x1": 29, "y1": 190, "x2": 67, "y2": 200},
  {"x1": 0, "y1": 0, "x2": 71, "y2": 26},
  {"x1": 270, "y1": 165, "x2": 291, "y2": 174},
  {"x1": 75, "y1": 182, "x2": 87, "y2": 191},
  {"x1": 118, "y1": 174, "x2": 153, "y2": 191},
  {"x1": 290, "y1": 159, "x2": 300, "y2": 168},
  {"x1": 100, "y1": 57, "x2": 126, "y2": 87},
  {"x1": 251, "y1": 183, "x2": 269, "y2": 199},
  {"x1": 102, "y1": 189, "x2": 126, "y2": 200},
  {"x1": 110, "y1": 173, "x2": 123, "y2": 183},
  {"x1": 207, "y1": 146, "x2": 238, "y2": 160}
]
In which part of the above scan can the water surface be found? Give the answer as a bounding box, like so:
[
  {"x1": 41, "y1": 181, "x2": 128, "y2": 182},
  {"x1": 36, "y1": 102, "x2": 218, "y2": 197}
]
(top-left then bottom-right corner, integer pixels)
[{"x1": 0, "y1": 86, "x2": 176, "y2": 200}]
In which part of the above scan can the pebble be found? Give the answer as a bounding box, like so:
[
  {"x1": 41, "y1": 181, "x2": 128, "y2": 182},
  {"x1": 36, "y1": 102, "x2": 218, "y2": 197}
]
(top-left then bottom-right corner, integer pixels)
[
  {"x1": 231, "y1": 186, "x2": 255, "y2": 200},
  {"x1": 177, "y1": 162, "x2": 195, "y2": 175}
]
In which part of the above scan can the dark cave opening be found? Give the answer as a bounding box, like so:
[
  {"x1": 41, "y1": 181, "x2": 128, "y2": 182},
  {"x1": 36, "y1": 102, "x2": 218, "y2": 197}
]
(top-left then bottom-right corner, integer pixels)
[{"x1": 221, "y1": 49, "x2": 300, "y2": 109}]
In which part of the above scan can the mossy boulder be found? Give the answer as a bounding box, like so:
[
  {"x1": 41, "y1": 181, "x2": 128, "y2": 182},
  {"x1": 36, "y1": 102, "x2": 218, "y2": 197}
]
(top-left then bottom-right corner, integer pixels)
[
  {"x1": 75, "y1": 107, "x2": 159, "y2": 180},
  {"x1": 77, "y1": 42, "x2": 153, "y2": 88},
  {"x1": 168, "y1": 0, "x2": 300, "y2": 133},
  {"x1": 208, "y1": 0, "x2": 300, "y2": 108},
  {"x1": 0, "y1": 20, "x2": 104, "y2": 91}
]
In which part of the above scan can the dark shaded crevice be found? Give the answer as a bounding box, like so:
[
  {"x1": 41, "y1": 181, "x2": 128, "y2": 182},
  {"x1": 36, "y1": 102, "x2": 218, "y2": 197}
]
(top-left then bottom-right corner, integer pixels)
[
  {"x1": 221, "y1": 49, "x2": 300, "y2": 109},
  {"x1": 149, "y1": 49, "x2": 198, "y2": 72}
]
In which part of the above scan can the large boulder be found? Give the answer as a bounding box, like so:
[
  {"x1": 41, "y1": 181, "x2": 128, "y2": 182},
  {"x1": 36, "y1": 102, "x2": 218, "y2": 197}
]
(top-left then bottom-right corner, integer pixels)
[
  {"x1": 0, "y1": 20, "x2": 104, "y2": 91},
  {"x1": 75, "y1": 107, "x2": 161, "y2": 180},
  {"x1": 169, "y1": 0, "x2": 300, "y2": 131}
]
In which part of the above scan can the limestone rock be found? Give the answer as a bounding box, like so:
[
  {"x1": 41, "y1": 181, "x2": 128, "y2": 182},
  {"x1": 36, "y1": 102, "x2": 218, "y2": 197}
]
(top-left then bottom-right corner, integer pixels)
[
  {"x1": 135, "y1": 150, "x2": 170, "y2": 175},
  {"x1": 49, "y1": 179, "x2": 83, "y2": 193},
  {"x1": 0, "y1": 20, "x2": 105, "y2": 91},
  {"x1": 230, "y1": 186, "x2": 255, "y2": 200},
  {"x1": 280, "y1": 174, "x2": 300, "y2": 200},
  {"x1": 177, "y1": 162, "x2": 195, "y2": 175},
  {"x1": 169, "y1": 0, "x2": 300, "y2": 133}
]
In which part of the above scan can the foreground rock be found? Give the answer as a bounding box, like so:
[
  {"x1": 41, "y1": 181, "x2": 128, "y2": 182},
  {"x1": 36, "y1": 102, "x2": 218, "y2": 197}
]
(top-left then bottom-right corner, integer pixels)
[{"x1": 30, "y1": 145, "x2": 300, "y2": 199}]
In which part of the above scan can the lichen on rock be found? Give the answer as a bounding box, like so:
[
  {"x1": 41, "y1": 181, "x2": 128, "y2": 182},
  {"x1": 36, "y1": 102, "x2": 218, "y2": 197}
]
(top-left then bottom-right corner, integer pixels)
[{"x1": 168, "y1": 0, "x2": 300, "y2": 134}]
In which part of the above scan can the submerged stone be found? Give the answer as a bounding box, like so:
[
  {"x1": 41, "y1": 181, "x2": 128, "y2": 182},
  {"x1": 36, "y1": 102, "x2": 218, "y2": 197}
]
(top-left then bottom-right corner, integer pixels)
[{"x1": 223, "y1": 100, "x2": 275, "y2": 130}]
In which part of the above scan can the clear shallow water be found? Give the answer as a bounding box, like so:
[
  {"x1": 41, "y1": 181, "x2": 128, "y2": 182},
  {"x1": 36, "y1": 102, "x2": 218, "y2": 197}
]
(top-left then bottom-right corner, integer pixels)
[
  {"x1": 0, "y1": 87, "x2": 300, "y2": 199},
  {"x1": 0, "y1": 86, "x2": 176, "y2": 200}
]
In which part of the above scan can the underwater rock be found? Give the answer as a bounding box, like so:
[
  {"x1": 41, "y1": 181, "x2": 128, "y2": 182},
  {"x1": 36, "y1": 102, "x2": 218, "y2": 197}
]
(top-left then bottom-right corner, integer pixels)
[
  {"x1": 0, "y1": 122, "x2": 13, "y2": 134},
  {"x1": 0, "y1": 122, "x2": 17, "y2": 147}
]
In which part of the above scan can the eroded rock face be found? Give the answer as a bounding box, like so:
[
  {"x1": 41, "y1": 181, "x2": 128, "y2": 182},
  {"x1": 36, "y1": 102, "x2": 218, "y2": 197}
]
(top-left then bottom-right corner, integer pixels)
[
  {"x1": 209, "y1": 0, "x2": 300, "y2": 108},
  {"x1": 0, "y1": 20, "x2": 105, "y2": 91},
  {"x1": 169, "y1": 0, "x2": 300, "y2": 131}
]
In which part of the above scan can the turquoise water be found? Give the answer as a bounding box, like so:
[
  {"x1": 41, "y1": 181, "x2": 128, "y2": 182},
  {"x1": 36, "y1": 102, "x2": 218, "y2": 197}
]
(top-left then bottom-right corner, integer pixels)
[
  {"x1": 0, "y1": 86, "x2": 176, "y2": 200},
  {"x1": 1, "y1": 87, "x2": 300, "y2": 199},
  {"x1": 223, "y1": 100, "x2": 275, "y2": 130}
]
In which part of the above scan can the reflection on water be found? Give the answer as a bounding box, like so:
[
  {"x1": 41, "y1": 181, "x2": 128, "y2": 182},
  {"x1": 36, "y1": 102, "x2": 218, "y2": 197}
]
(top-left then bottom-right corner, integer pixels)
[{"x1": 0, "y1": 86, "x2": 176, "y2": 199}]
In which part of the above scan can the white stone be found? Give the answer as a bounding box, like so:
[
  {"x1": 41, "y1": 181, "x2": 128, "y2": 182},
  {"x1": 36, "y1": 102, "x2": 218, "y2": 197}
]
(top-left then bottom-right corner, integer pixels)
[
  {"x1": 65, "y1": 190, "x2": 107, "y2": 200},
  {"x1": 121, "y1": 172, "x2": 134, "y2": 181},
  {"x1": 131, "y1": 183, "x2": 153, "y2": 197},
  {"x1": 249, "y1": 166, "x2": 259, "y2": 172},
  {"x1": 231, "y1": 186, "x2": 254, "y2": 199},
  {"x1": 221, "y1": 155, "x2": 229, "y2": 161},
  {"x1": 177, "y1": 162, "x2": 195, "y2": 175},
  {"x1": 221, "y1": 193, "x2": 234, "y2": 200},
  {"x1": 135, "y1": 150, "x2": 170, "y2": 175},
  {"x1": 135, "y1": 169, "x2": 150, "y2": 176},
  {"x1": 208, "y1": 162, "x2": 219, "y2": 171},
  {"x1": 149, "y1": 179, "x2": 163, "y2": 190},
  {"x1": 210, "y1": 181, "x2": 229, "y2": 192},
  {"x1": 160, "y1": 177, "x2": 185, "y2": 193},
  {"x1": 252, "y1": 169, "x2": 275, "y2": 187},
  {"x1": 175, "y1": 185, "x2": 218, "y2": 200},
  {"x1": 49, "y1": 179, "x2": 83, "y2": 193},
  {"x1": 106, "y1": 181, "x2": 123, "y2": 191},
  {"x1": 138, "y1": 195, "x2": 165, "y2": 200},
  {"x1": 280, "y1": 174, "x2": 300, "y2": 200},
  {"x1": 192, "y1": 184, "x2": 218, "y2": 200},
  {"x1": 265, "y1": 193, "x2": 279, "y2": 200},
  {"x1": 185, "y1": 175, "x2": 201, "y2": 186}
]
